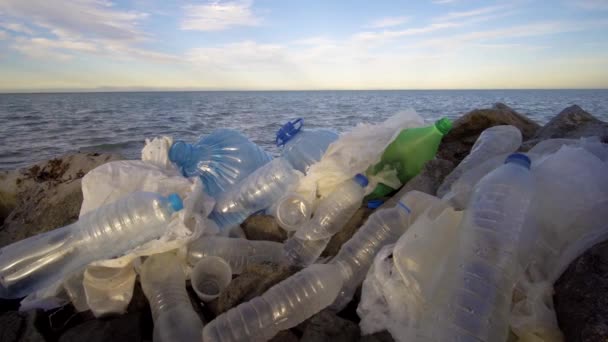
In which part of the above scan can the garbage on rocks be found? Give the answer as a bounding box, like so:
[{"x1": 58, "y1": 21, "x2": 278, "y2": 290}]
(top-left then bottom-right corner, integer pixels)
[
  {"x1": 140, "y1": 252, "x2": 204, "y2": 342},
  {"x1": 0, "y1": 191, "x2": 184, "y2": 299},
  {"x1": 366, "y1": 117, "x2": 453, "y2": 199},
  {"x1": 191, "y1": 256, "x2": 232, "y2": 302},
  {"x1": 82, "y1": 263, "x2": 137, "y2": 317},
  {"x1": 169, "y1": 128, "x2": 272, "y2": 199}
]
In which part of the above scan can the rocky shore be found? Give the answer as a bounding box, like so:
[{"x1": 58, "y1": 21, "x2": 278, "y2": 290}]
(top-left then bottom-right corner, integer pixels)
[{"x1": 0, "y1": 104, "x2": 607, "y2": 342}]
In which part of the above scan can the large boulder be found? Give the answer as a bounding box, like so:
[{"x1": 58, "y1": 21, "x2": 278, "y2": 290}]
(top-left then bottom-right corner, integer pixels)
[
  {"x1": 554, "y1": 239, "x2": 608, "y2": 342},
  {"x1": 0, "y1": 153, "x2": 123, "y2": 248},
  {"x1": 438, "y1": 103, "x2": 540, "y2": 164},
  {"x1": 299, "y1": 310, "x2": 361, "y2": 342},
  {"x1": 241, "y1": 215, "x2": 288, "y2": 242},
  {"x1": 523, "y1": 105, "x2": 608, "y2": 150}
]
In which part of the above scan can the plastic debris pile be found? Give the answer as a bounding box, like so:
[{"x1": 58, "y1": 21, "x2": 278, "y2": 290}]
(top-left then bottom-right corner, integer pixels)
[{"x1": 1, "y1": 110, "x2": 607, "y2": 342}]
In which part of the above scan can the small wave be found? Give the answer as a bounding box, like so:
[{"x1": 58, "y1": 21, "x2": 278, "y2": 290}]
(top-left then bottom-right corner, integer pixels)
[{"x1": 78, "y1": 139, "x2": 143, "y2": 153}]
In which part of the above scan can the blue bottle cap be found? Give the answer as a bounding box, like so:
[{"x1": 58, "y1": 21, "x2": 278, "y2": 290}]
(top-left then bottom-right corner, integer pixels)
[
  {"x1": 167, "y1": 193, "x2": 184, "y2": 212},
  {"x1": 354, "y1": 174, "x2": 369, "y2": 187},
  {"x1": 504, "y1": 153, "x2": 531, "y2": 170},
  {"x1": 276, "y1": 118, "x2": 304, "y2": 146},
  {"x1": 367, "y1": 199, "x2": 384, "y2": 209},
  {"x1": 169, "y1": 140, "x2": 189, "y2": 163}
]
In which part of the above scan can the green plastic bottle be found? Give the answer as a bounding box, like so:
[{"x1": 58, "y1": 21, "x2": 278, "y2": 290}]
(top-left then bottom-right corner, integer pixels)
[{"x1": 366, "y1": 118, "x2": 453, "y2": 199}]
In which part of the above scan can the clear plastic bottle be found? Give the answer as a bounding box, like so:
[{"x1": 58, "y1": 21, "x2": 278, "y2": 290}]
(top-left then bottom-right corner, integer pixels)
[
  {"x1": 330, "y1": 191, "x2": 440, "y2": 310},
  {"x1": 418, "y1": 153, "x2": 535, "y2": 341},
  {"x1": 169, "y1": 129, "x2": 272, "y2": 198},
  {"x1": 276, "y1": 118, "x2": 339, "y2": 173},
  {"x1": 437, "y1": 125, "x2": 522, "y2": 198},
  {"x1": 209, "y1": 158, "x2": 301, "y2": 230},
  {"x1": 0, "y1": 192, "x2": 183, "y2": 299},
  {"x1": 273, "y1": 192, "x2": 313, "y2": 232},
  {"x1": 283, "y1": 174, "x2": 368, "y2": 267},
  {"x1": 202, "y1": 263, "x2": 343, "y2": 342},
  {"x1": 140, "y1": 252, "x2": 203, "y2": 342},
  {"x1": 187, "y1": 237, "x2": 284, "y2": 274}
]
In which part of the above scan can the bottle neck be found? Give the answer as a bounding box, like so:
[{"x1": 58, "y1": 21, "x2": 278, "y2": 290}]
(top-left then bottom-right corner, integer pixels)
[{"x1": 169, "y1": 141, "x2": 195, "y2": 165}]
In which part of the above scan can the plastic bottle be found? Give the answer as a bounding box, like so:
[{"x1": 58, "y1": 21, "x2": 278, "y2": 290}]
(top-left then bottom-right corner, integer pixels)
[
  {"x1": 187, "y1": 237, "x2": 284, "y2": 274},
  {"x1": 169, "y1": 129, "x2": 272, "y2": 198},
  {"x1": 330, "y1": 191, "x2": 441, "y2": 310},
  {"x1": 202, "y1": 263, "x2": 343, "y2": 342},
  {"x1": 276, "y1": 118, "x2": 339, "y2": 173},
  {"x1": 283, "y1": 174, "x2": 369, "y2": 267},
  {"x1": 140, "y1": 252, "x2": 203, "y2": 342},
  {"x1": 0, "y1": 192, "x2": 183, "y2": 299},
  {"x1": 83, "y1": 264, "x2": 137, "y2": 317},
  {"x1": 437, "y1": 125, "x2": 522, "y2": 198},
  {"x1": 209, "y1": 158, "x2": 301, "y2": 230},
  {"x1": 366, "y1": 118, "x2": 453, "y2": 199},
  {"x1": 273, "y1": 192, "x2": 313, "y2": 231},
  {"x1": 418, "y1": 153, "x2": 535, "y2": 342}
]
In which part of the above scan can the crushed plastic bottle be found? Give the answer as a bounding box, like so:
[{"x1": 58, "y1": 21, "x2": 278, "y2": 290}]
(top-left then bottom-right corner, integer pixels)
[
  {"x1": 366, "y1": 118, "x2": 453, "y2": 199},
  {"x1": 283, "y1": 174, "x2": 368, "y2": 267},
  {"x1": 276, "y1": 118, "x2": 339, "y2": 173},
  {"x1": 187, "y1": 236, "x2": 284, "y2": 274},
  {"x1": 169, "y1": 129, "x2": 272, "y2": 198},
  {"x1": 330, "y1": 191, "x2": 440, "y2": 310},
  {"x1": 437, "y1": 125, "x2": 522, "y2": 198},
  {"x1": 0, "y1": 192, "x2": 183, "y2": 299},
  {"x1": 209, "y1": 158, "x2": 301, "y2": 230},
  {"x1": 417, "y1": 153, "x2": 535, "y2": 341},
  {"x1": 202, "y1": 263, "x2": 343, "y2": 342},
  {"x1": 140, "y1": 252, "x2": 203, "y2": 342}
]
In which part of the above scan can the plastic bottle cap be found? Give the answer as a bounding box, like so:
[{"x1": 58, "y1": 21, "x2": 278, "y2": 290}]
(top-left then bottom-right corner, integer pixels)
[
  {"x1": 504, "y1": 153, "x2": 531, "y2": 170},
  {"x1": 167, "y1": 193, "x2": 184, "y2": 212},
  {"x1": 354, "y1": 174, "x2": 369, "y2": 187},
  {"x1": 276, "y1": 118, "x2": 304, "y2": 146},
  {"x1": 367, "y1": 199, "x2": 384, "y2": 209},
  {"x1": 434, "y1": 118, "x2": 453, "y2": 135},
  {"x1": 169, "y1": 141, "x2": 188, "y2": 163}
]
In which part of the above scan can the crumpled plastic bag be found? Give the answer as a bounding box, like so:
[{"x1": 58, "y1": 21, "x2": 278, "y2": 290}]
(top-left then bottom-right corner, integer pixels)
[{"x1": 295, "y1": 110, "x2": 424, "y2": 206}]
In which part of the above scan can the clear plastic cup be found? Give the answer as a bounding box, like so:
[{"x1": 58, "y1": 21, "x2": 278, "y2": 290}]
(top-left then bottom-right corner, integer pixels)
[
  {"x1": 191, "y1": 256, "x2": 232, "y2": 302},
  {"x1": 275, "y1": 193, "x2": 312, "y2": 231}
]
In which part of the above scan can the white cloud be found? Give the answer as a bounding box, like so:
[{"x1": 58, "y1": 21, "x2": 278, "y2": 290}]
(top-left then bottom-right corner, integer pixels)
[
  {"x1": 434, "y1": 5, "x2": 508, "y2": 22},
  {"x1": 11, "y1": 38, "x2": 74, "y2": 61},
  {"x1": 433, "y1": 0, "x2": 457, "y2": 4},
  {"x1": 352, "y1": 22, "x2": 460, "y2": 44},
  {"x1": 181, "y1": 1, "x2": 261, "y2": 31},
  {"x1": 0, "y1": 0, "x2": 147, "y2": 41},
  {"x1": 0, "y1": 30, "x2": 7, "y2": 40},
  {"x1": 0, "y1": 22, "x2": 35, "y2": 35},
  {"x1": 573, "y1": 0, "x2": 608, "y2": 10},
  {"x1": 366, "y1": 16, "x2": 410, "y2": 29}
]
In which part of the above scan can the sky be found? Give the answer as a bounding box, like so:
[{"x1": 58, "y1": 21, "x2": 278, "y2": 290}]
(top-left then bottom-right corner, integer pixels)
[{"x1": 0, "y1": 0, "x2": 607, "y2": 91}]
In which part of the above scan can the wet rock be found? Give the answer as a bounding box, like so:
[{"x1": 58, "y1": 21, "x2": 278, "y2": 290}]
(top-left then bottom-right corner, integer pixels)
[
  {"x1": 323, "y1": 207, "x2": 375, "y2": 258},
  {"x1": 299, "y1": 309, "x2": 360, "y2": 342},
  {"x1": 359, "y1": 331, "x2": 396, "y2": 342},
  {"x1": 0, "y1": 153, "x2": 123, "y2": 247},
  {"x1": 0, "y1": 310, "x2": 45, "y2": 342},
  {"x1": 208, "y1": 262, "x2": 298, "y2": 316},
  {"x1": 57, "y1": 312, "x2": 143, "y2": 342},
  {"x1": 269, "y1": 330, "x2": 300, "y2": 342},
  {"x1": 554, "y1": 239, "x2": 608, "y2": 342},
  {"x1": 241, "y1": 215, "x2": 287, "y2": 242},
  {"x1": 381, "y1": 158, "x2": 455, "y2": 208},
  {"x1": 523, "y1": 105, "x2": 608, "y2": 150},
  {"x1": 438, "y1": 103, "x2": 540, "y2": 164}
]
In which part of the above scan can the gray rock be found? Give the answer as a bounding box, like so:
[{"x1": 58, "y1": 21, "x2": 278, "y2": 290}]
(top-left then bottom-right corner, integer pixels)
[
  {"x1": 58, "y1": 312, "x2": 143, "y2": 342},
  {"x1": 299, "y1": 309, "x2": 360, "y2": 342},
  {"x1": 438, "y1": 103, "x2": 540, "y2": 164},
  {"x1": 269, "y1": 330, "x2": 300, "y2": 342},
  {"x1": 523, "y1": 105, "x2": 608, "y2": 150},
  {"x1": 554, "y1": 239, "x2": 608, "y2": 342},
  {"x1": 381, "y1": 158, "x2": 455, "y2": 209},
  {"x1": 323, "y1": 207, "x2": 375, "y2": 258},
  {"x1": 0, "y1": 153, "x2": 123, "y2": 247},
  {"x1": 241, "y1": 215, "x2": 288, "y2": 242},
  {"x1": 359, "y1": 331, "x2": 395, "y2": 342},
  {"x1": 0, "y1": 311, "x2": 45, "y2": 342},
  {"x1": 208, "y1": 262, "x2": 298, "y2": 316}
]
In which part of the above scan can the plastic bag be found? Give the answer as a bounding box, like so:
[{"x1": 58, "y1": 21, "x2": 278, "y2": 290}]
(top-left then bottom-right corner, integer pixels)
[{"x1": 296, "y1": 110, "x2": 424, "y2": 204}]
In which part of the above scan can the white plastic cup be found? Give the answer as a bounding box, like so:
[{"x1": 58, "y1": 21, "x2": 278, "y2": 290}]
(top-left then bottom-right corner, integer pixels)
[
  {"x1": 191, "y1": 256, "x2": 232, "y2": 302},
  {"x1": 275, "y1": 193, "x2": 312, "y2": 231}
]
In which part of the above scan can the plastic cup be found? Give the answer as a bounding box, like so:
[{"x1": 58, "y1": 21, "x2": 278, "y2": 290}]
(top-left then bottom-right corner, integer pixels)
[
  {"x1": 191, "y1": 256, "x2": 232, "y2": 302},
  {"x1": 275, "y1": 193, "x2": 312, "y2": 231}
]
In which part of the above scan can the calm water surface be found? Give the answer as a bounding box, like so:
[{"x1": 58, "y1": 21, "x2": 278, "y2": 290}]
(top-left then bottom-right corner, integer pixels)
[{"x1": 1, "y1": 90, "x2": 607, "y2": 170}]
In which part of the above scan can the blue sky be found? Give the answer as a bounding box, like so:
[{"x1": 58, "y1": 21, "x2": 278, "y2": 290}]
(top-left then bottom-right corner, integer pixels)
[{"x1": 0, "y1": 0, "x2": 607, "y2": 91}]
